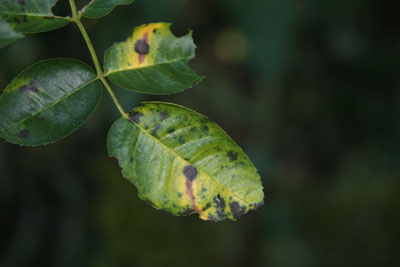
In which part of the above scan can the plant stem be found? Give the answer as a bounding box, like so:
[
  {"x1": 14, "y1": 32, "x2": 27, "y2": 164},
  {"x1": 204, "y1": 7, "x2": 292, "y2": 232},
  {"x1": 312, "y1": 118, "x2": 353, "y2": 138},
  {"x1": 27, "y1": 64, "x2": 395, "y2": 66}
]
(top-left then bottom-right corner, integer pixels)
[
  {"x1": 75, "y1": 20, "x2": 103, "y2": 76},
  {"x1": 68, "y1": 0, "x2": 129, "y2": 120},
  {"x1": 100, "y1": 77, "x2": 129, "y2": 119}
]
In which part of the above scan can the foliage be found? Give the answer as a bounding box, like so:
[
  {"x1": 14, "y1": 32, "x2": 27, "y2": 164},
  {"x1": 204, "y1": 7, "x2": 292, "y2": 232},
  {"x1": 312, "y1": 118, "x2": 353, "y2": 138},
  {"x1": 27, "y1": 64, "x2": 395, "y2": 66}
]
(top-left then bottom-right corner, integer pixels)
[{"x1": 0, "y1": 0, "x2": 263, "y2": 221}]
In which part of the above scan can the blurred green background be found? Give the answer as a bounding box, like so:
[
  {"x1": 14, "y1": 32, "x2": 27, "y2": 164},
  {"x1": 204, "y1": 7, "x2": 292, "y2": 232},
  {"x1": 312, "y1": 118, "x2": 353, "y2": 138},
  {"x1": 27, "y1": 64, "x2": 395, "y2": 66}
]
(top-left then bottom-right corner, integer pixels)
[{"x1": 1, "y1": 0, "x2": 400, "y2": 266}]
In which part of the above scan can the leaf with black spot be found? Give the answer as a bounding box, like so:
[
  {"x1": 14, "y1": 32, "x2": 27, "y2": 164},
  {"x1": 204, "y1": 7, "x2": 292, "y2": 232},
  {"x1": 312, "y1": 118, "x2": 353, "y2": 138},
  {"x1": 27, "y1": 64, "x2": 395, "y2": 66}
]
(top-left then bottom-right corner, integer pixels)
[
  {"x1": 0, "y1": 0, "x2": 69, "y2": 33},
  {"x1": 0, "y1": 59, "x2": 103, "y2": 146},
  {"x1": 81, "y1": 0, "x2": 135, "y2": 19},
  {"x1": 107, "y1": 102, "x2": 264, "y2": 222},
  {"x1": 104, "y1": 23, "x2": 203, "y2": 95}
]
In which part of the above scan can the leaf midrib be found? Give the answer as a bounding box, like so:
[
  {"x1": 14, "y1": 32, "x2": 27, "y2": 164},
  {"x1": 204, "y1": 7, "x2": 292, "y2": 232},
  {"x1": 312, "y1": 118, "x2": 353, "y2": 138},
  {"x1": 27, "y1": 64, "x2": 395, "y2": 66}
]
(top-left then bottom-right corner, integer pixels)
[
  {"x1": 104, "y1": 57, "x2": 195, "y2": 76},
  {"x1": 0, "y1": 12, "x2": 69, "y2": 21},
  {"x1": 12, "y1": 78, "x2": 99, "y2": 126}
]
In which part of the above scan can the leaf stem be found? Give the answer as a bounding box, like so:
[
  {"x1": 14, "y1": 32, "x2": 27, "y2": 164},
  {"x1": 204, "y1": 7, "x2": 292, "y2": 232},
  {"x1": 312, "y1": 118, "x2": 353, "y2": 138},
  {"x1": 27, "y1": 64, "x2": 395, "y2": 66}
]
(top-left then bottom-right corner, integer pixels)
[
  {"x1": 68, "y1": 0, "x2": 129, "y2": 120},
  {"x1": 100, "y1": 77, "x2": 129, "y2": 120}
]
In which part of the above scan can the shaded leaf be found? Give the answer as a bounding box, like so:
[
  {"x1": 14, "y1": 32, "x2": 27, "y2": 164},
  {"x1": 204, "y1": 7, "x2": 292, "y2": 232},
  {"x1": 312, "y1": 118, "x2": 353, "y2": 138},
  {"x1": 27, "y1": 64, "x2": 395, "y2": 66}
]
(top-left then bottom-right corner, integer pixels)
[
  {"x1": 81, "y1": 0, "x2": 135, "y2": 19},
  {"x1": 0, "y1": 59, "x2": 103, "y2": 146},
  {"x1": 104, "y1": 23, "x2": 202, "y2": 95},
  {"x1": 0, "y1": 0, "x2": 69, "y2": 33},
  {"x1": 107, "y1": 102, "x2": 264, "y2": 222},
  {"x1": 0, "y1": 19, "x2": 23, "y2": 48}
]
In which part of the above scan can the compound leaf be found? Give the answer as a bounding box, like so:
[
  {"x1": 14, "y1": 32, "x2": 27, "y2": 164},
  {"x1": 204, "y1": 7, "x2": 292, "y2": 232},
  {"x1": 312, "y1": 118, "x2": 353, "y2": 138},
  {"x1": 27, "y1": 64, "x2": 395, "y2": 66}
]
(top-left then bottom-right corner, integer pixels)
[
  {"x1": 81, "y1": 0, "x2": 135, "y2": 19},
  {"x1": 0, "y1": 0, "x2": 69, "y2": 33},
  {"x1": 104, "y1": 23, "x2": 202, "y2": 95},
  {"x1": 107, "y1": 102, "x2": 264, "y2": 222},
  {"x1": 0, "y1": 59, "x2": 103, "y2": 146},
  {"x1": 0, "y1": 19, "x2": 24, "y2": 48}
]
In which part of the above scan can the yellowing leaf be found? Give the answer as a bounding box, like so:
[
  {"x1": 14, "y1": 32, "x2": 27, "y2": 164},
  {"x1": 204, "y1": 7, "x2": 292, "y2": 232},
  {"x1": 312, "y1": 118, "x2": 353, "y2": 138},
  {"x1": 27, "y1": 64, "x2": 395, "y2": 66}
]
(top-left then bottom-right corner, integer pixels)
[
  {"x1": 107, "y1": 102, "x2": 264, "y2": 222},
  {"x1": 104, "y1": 23, "x2": 202, "y2": 94}
]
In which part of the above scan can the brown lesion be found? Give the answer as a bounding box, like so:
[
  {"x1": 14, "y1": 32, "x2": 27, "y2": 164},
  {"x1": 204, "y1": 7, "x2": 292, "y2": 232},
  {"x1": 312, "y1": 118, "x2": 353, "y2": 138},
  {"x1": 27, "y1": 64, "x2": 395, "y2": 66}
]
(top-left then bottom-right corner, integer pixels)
[
  {"x1": 18, "y1": 129, "x2": 29, "y2": 139},
  {"x1": 183, "y1": 165, "x2": 202, "y2": 214},
  {"x1": 134, "y1": 32, "x2": 150, "y2": 64},
  {"x1": 19, "y1": 81, "x2": 38, "y2": 93}
]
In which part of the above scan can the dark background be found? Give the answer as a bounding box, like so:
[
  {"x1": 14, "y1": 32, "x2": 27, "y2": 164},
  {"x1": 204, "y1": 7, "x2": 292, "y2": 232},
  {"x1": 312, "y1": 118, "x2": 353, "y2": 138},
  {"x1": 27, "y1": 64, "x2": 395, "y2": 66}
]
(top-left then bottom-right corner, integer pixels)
[{"x1": 1, "y1": 0, "x2": 400, "y2": 266}]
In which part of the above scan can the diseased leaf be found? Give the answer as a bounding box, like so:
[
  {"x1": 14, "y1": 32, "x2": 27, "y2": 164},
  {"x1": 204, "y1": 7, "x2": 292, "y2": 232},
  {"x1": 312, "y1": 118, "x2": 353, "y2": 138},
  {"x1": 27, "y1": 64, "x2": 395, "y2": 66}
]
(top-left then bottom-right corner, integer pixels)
[
  {"x1": 104, "y1": 23, "x2": 202, "y2": 95},
  {"x1": 0, "y1": 19, "x2": 24, "y2": 48},
  {"x1": 107, "y1": 102, "x2": 264, "y2": 222},
  {"x1": 0, "y1": 0, "x2": 69, "y2": 33},
  {"x1": 0, "y1": 59, "x2": 103, "y2": 146},
  {"x1": 81, "y1": 0, "x2": 135, "y2": 19}
]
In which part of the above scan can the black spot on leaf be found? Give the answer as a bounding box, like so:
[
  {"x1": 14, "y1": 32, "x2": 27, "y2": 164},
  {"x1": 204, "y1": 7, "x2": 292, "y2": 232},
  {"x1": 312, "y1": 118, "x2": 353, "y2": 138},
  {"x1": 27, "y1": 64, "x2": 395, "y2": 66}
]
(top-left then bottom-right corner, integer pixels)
[
  {"x1": 167, "y1": 128, "x2": 175, "y2": 134},
  {"x1": 208, "y1": 214, "x2": 217, "y2": 222},
  {"x1": 129, "y1": 157, "x2": 134, "y2": 163},
  {"x1": 214, "y1": 194, "x2": 226, "y2": 211},
  {"x1": 183, "y1": 165, "x2": 197, "y2": 181},
  {"x1": 19, "y1": 129, "x2": 29, "y2": 139},
  {"x1": 227, "y1": 151, "x2": 238, "y2": 161},
  {"x1": 177, "y1": 192, "x2": 182, "y2": 198},
  {"x1": 178, "y1": 137, "x2": 185, "y2": 144},
  {"x1": 129, "y1": 111, "x2": 143, "y2": 123},
  {"x1": 230, "y1": 201, "x2": 246, "y2": 219},
  {"x1": 151, "y1": 124, "x2": 161, "y2": 136},
  {"x1": 213, "y1": 194, "x2": 226, "y2": 219},
  {"x1": 153, "y1": 28, "x2": 157, "y2": 33},
  {"x1": 202, "y1": 125, "x2": 209, "y2": 132},
  {"x1": 202, "y1": 203, "x2": 211, "y2": 211},
  {"x1": 134, "y1": 39, "x2": 150, "y2": 55},
  {"x1": 159, "y1": 111, "x2": 169, "y2": 119},
  {"x1": 20, "y1": 82, "x2": 38, "y2": 93}
]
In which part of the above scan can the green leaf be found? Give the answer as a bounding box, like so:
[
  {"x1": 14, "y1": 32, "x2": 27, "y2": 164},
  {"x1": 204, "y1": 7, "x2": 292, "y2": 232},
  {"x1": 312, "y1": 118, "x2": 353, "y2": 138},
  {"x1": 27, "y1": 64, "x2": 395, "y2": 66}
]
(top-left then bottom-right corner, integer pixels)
[
  {"x1": 104, "y1": 23, "x2": 202, "y2": 95},
  {"x1": 0, "y1": 19, "x2": 24, "y2": 48},
  {"x1": 0, "y1": 59, "x2": 103, "y2": 146},
  {"x1": 107, "y1": 102, "x2": 264, "y2": 222},
  {"x1": 0, "y1": 0, "x2": 69, "y2": 33},
  {"x1": 81, "y1": 0, "x2": 135, "y2": 19}
]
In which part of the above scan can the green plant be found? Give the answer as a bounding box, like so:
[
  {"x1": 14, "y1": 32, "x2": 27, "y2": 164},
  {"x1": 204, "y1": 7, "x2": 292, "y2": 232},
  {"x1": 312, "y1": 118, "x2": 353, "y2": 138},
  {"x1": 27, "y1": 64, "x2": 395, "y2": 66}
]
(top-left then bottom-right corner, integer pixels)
[{"x1": 0, "y1": 0, "x2": 264, "y2": 222}]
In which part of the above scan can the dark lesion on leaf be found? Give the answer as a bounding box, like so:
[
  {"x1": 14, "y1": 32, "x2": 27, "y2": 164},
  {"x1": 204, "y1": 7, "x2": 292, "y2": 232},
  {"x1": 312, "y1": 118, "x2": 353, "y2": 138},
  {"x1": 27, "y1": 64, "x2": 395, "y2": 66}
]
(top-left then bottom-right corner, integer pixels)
[
  {"x1": 208, "y1": 214, "x2": 218, "y2": 222},
  {"x1": 129, "y1": 157, "x2": 134, "y2": 163},
  {"x1": 134, "y1": 33, "x2": 151, "y2": 64},
  {"x1": 18, "y1": 129, "x2": 29, "y2": 139},
  {"x1": 214, "y1": 194, "x2": 227, "y2": 219},
  {"x1": 183, "y1": 165, "x2": 197, "y2": 181},
  {"x1": 230, "y1": 201, "x2": 246, "y2": 220},
  {"x1": 129, "y1": 111, "x2": 143, "y2": 123},
  {"x1": 20, "y1": 81, "x2": 38, "y2": 93},
  {"x1": 159, "y1": 111, "x2": 169, "y2": 120},
  {"x1": 151, "y1": 124, "x2": 161, "y2": 136},
  {"x1": 227, "y1": 151, "x2": 238, "y2": 162},
  {"x1": 201, "y1": 125, "x2": 209, "y2": 132},
  {"x1": 202, "y1": 202, "x2": 211, "y2": 211},
  {"x1": 253, "y1": 202, "x2": 264, "y2": 210},
  {"x1": 178, "y1": 137, "x2": 185, "y2": 145},
  {"x1": 134, "y1": 39, "x2": 150, "y2": 55}
]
